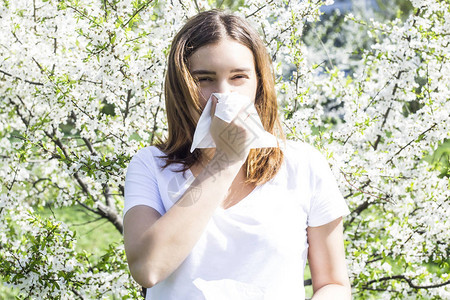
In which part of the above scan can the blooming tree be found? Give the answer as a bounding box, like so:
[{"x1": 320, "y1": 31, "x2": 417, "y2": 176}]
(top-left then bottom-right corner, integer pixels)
[
  {"x1": 290, "y1": 1, "x2": 450, "y2": 298},
  {"x1": 0, "y1": 0, "x2": 448, "y2": 298}
]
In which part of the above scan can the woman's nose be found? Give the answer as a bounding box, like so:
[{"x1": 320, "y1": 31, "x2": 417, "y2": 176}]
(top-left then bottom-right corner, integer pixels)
[{"x1": 215, "y1": 80, "x2": 232, "y2": 94}]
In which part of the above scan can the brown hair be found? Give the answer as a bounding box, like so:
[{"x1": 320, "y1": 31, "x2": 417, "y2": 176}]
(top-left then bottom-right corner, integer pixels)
[{"x1": 155, "y1": 9, "x2": 285, "y2": 185}]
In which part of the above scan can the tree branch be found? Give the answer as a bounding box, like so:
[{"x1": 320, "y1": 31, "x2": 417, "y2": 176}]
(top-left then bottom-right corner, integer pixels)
[
  {"x1": 372, "y1": 70, "x2": 406, "y2": 150},
  {"x1": 103, "y1": 0, "x2": 108, "y2": 19},
  {"x1": 0, "y1": 69, "x2": 44, "y2": 86},
  {"x1": 12, "y1": 97, "x2": 124, "y2": 233},
  {"x1": 67, "y1": 5, "x2": 101, "y2": 26},
  {"x1": 71, "y1": 287, "x2": 86, "y2": 300},
  {"x1": 122, "y1": 0, "x2": 154, "y2": 28},
  {"x1": 123, "y1": 89, "x2": 132, "y2": 122},
  {"x1": 341, "y1": 172, "x2": 389, "y2": 202},
  {"x1": 372, "y1": 106, "x2": 391, "y2": 150},
  {"x1": 364, "y1": 275, "x2": 450, "y2": 290},
  {"x1": 386, "y1": 123, "x2": 438, "y2": 165},
  {"x1": 246, "y1": 1, "x2": 274, "y2": 18}
]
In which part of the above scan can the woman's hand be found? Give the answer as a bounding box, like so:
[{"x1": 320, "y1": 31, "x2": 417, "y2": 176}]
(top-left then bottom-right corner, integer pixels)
[
  {"x1": 209, "y1": 95, "x2": 252, "y2": 163},
  {"x1": 124, "y1": 110, "x2": 248, "y2": 288}
]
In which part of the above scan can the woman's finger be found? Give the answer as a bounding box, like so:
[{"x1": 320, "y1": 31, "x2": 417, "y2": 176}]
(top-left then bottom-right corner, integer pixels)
[{"x1": 210, "y1": 95, "x2": 218, "y2": 118}]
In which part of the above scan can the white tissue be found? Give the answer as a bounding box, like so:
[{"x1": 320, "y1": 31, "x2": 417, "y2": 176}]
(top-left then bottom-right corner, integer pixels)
[{"x1": 190, "y1": 92, "x2": 278, "y2": 152}]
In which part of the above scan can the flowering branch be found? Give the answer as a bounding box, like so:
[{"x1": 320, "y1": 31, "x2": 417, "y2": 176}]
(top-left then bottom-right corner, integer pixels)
[
  {"x1": 0, "y1": 69, "x2": 43, "y2": 86},
  {"x1": 364, "y1": 275, "x2": 450, "y2": 290}
]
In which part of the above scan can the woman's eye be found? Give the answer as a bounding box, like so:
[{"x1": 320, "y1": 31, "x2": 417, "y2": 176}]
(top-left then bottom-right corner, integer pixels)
[
  {"x1": 232, "y1": 75, "x2": 248, "y2": 80},
  {"x1": 197, "y1": 77, "x2": 213, "y2": 82}
]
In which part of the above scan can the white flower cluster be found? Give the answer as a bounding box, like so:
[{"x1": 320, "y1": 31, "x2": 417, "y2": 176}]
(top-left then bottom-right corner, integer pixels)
[{"x1": 281, "y1": 0, "x2": 449, "y2": 297}]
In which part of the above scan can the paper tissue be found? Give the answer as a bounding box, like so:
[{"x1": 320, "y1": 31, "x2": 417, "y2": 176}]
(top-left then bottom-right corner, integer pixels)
[{"x1": 190, "y1": 92, "x2": 278, "y2": 152}]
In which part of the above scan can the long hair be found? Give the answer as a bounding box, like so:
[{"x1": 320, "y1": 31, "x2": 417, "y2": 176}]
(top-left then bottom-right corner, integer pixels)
[{"x1": 155, "y1": 9, "x2": 285, "y2": 185}]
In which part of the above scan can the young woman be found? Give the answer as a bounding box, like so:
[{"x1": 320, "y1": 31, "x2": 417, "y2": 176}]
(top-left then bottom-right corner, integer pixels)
[{"x1": 123, "y1": 9, "x2": 351, "y2": 300}]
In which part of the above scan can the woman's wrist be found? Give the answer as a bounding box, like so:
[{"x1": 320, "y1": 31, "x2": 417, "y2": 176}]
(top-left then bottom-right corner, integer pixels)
[{"x1": 211, "y1": 149, "x2": 248, "y2": 169}]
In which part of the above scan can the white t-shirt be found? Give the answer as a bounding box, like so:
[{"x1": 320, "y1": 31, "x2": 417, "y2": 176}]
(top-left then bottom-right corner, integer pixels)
[{"x1": 124, "y1": 140, "x2": 350, "y2": 300}]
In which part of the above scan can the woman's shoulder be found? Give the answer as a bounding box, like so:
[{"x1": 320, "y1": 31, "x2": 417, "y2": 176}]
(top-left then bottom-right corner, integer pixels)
[
  {"x1": 281, "y1": 139, "x2": 324, "y2": 164},
  {"x1": 133, "y1": 144, "x2": 166, "y2": 158},
  {"x1": 282, "y1": 139, "x2": 314, "y2": 151},
  {"x1": 279, "y1": 139, "x2": 336, "y2": 182},
  {"x1": 128, "y1": 145, "x2": 168, "y2": 171}
]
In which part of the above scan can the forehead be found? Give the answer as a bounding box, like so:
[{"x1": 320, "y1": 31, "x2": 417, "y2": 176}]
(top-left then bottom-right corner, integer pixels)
[{"x1": 188, "y1": 38, "x2": 256, "y2": 72}]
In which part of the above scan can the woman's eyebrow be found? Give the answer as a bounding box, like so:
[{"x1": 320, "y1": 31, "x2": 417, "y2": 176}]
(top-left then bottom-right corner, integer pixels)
[
  {"x1": 191, "y1": 68, "x2": 252, "y2": 75},
  {"x1": 191, "y1": 70, "x2": 215, "y2": 75},
  {"x1": 230, "y1": 68, "x2": 252, "y2": 73}
]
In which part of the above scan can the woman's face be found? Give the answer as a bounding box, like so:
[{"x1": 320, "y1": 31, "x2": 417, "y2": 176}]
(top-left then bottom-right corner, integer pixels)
[{"x1": 188, "y1": 38, "x2": 258, "y2": 109}]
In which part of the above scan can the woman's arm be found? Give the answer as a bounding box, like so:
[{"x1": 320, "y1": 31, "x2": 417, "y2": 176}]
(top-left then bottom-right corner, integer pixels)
[
  {"x1": 124, "y1": 154, "x2": 243, "y2": 288},
  {"x1": 124, "y1": 97, "x2": 253, "y2": 288},
  {"x1": 307, "y1": 217, "x2": 351, "y2": 299}
]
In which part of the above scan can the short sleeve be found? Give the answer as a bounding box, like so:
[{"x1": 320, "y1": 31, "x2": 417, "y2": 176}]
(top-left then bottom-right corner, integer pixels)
[
  {"x1": 307, "y1": 148, "x2": 350, "y2": 227},
  {"x1": 123, "y1": 148, "x2": 165, "y2": 217}
]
